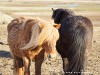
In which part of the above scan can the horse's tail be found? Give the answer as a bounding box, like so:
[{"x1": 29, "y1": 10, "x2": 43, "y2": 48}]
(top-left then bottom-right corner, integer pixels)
[{"x1": 66, "y1": 18, "x2": 93, "y2": 75}]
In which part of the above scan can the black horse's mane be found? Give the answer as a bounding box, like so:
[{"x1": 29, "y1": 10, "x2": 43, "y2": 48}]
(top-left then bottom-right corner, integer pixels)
[{"x1": 52, "y1": 8, "x2": 75, "y2": 24}]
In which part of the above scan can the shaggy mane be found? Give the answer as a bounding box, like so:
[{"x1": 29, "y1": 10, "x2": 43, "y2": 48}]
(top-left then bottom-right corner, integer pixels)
[
  {"x1": 52, "y1": 8, "x2": 75, "y2": 24},
  {"x1": 21, "y1": 20, "x2": 59, "y2": 50}
]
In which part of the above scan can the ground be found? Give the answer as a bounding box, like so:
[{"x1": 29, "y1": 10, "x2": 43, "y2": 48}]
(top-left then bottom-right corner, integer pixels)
[{"x1": 0, "y1": 0, "x2": 100, "y2": 75}]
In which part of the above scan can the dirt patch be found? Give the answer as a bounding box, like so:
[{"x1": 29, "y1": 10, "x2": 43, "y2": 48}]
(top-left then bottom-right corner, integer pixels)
[
  {"x1": 0, "y1": 20, "x2": 100, "y2": 75},
  {"x1": 0, "y1": 1, "x2": 100, "y2": 75}
]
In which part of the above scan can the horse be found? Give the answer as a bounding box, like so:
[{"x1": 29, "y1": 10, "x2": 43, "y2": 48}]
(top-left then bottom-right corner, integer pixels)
[
  {"x1": 52, "y1": 8, "x2": 93, "y2": 75},
  {"x1": 7, "y1": 17, "x2": 59, "y2": 75}
]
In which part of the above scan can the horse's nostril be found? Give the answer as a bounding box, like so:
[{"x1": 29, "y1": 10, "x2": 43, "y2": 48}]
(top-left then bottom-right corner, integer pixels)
[
  {"x1": 48, "y1": 55, "x2": 51, "y2": 58},
  {"x1": 47, "y1": 54, "x2": 56, "y2": 61}
]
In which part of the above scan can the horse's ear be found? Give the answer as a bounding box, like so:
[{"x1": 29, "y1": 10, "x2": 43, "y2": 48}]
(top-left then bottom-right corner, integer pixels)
[
  {"x1": 53, "y1": 24, "x2": 61, "y2": 29},
  {"x1": 38, "y1": 22, "x2": 45, "y2": 29},
  {"x1": 51, "y1": 8, "x2": 55, "y2": 12}
]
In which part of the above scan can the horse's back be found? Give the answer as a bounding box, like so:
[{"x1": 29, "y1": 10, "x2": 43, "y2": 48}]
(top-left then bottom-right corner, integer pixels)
[
  {"x1": 7, "y1": 18, "x2": 24, "y2": 49},
  {"x1": 57, "y1": 16, "x2": 93, "y2": 57},
  {"x1": 59, "y1": 16, "x2": 93, "y2": 42},
  {"x1": 60, "y1": 16, "x2": 93, "y2": 29},
  {"x1": 7, "y1": 18, "x2": 40, "y2": 56}
]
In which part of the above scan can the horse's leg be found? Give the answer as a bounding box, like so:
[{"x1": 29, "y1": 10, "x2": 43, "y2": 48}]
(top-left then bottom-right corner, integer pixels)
[
  {"x1": 13, "y1": 55, "x2": 24, "y2": 75},
  {"x1": 13, "y1": 58, "x2": 18, "y2": 75},
  {"x1": 35, "y1": 58, "x2": 44, "y2": 75},
  {"x1": 23, "y1": 57, "x2": 31, "y2": 75},
  {"x1": 62, "y1": 57, "x2": 68, "y2": 73}
]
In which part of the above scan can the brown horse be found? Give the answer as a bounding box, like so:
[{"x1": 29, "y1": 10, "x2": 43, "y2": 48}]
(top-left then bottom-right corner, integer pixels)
[
  {"x1": 52, "y1": 8, "x2": 93, "y2": 75},
  {"x1": 7, "y1": 17, "x2": 59, "y2": 75}
]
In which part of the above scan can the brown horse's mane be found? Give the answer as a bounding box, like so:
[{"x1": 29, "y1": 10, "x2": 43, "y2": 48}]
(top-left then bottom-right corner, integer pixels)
[{"x1": 20, "y1": 18, "x2": 59, "y2": 51}]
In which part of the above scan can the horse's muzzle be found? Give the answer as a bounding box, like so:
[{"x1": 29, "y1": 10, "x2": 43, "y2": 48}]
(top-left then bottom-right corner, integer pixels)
[{"x1": 47, "y1": 54, "x2": 56, "y2": 61}]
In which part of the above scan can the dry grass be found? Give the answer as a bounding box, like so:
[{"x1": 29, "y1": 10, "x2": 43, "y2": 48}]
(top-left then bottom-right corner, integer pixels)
[{"x1": 0, "y1": 1, "x2": 100, "y2": 75}]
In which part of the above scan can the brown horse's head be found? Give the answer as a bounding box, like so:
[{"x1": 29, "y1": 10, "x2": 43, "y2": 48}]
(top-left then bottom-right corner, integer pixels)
[
  {"x1": 38, "y1": 21, "x2": 60, "y2": 60},
  {"x1": 43, "y1": 29, "x2": 59, "y2": 60}
]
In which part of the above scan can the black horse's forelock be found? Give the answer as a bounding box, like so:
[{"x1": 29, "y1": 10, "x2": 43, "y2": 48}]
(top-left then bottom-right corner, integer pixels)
[{"x1": 52, "y1": 8, "x2": 75, "y2": 24}]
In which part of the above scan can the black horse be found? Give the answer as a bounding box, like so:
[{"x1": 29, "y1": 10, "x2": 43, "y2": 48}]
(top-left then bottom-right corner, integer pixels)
[{"x1": 52, "y1": 8, "x2": 93, "y2": 75}]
